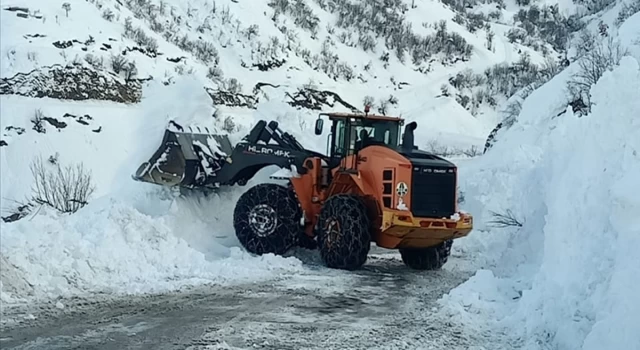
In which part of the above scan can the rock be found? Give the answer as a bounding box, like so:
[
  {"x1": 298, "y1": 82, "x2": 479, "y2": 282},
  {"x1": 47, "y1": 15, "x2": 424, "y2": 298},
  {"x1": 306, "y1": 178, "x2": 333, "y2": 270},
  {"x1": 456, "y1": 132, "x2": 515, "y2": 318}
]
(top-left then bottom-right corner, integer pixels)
[
  {"x1": 62, "y1": 113, "x2": 93, "y2": 126},
  {"x1": 205, "y1": 88, "x2": 258, "y2": 109},
  {"x1": 122, "y1": 46, "x2": 159, "y2": 58},
  {"x1": 252, "y1": 59, "x2": 286, "y2": 72},
  {"x1": 284, "y1": 88, "x2": 359, "y2": 112},
  {"x1": 4, "y1": 6, "x2": 29, "y2": 12},
  {"x1": 0, "y1": 64, "x2": 142, "y2": 103},
  {"x1": 167, "y1": 56, "x2": 186, "y2": 63},
  {"x1": 53, "y1": 40, "x2": 74, "y2": 49},
  {"x1": 5, "y1": 126, "x2": 26, "y2": 135},
  {"x1": 43, "y1": 117, "x2": 67, "y2": 130}
]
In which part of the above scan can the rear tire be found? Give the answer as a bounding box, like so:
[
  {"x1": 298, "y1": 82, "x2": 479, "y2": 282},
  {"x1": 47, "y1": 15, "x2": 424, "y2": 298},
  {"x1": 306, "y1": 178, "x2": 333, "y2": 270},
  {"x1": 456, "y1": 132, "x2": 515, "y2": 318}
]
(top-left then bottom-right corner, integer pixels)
[
  {"x1": 399, "y1": 239, "x2": 453, "y2": 270},
  {"x1": 233, "y1": 183, "x2": 301, "y2": 255},
  {"x1": 316, "y1": 195, "x2": 371, "y2": 270}
]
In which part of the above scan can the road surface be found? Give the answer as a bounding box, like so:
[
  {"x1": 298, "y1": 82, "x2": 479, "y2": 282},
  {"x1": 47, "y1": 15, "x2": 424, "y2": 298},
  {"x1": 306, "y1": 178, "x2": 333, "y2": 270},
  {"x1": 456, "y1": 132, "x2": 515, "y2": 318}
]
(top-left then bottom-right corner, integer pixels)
[{"x1": 0, "y1": 248, "x2": 501, "y2": 350}]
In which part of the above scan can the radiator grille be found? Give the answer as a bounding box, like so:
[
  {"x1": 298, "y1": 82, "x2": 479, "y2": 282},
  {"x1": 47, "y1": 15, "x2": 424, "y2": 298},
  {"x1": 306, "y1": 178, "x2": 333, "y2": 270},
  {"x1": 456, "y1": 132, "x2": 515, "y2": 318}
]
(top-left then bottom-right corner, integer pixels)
[{"x1": 411, "y1": 166, "x2": 456, "y2": 218}]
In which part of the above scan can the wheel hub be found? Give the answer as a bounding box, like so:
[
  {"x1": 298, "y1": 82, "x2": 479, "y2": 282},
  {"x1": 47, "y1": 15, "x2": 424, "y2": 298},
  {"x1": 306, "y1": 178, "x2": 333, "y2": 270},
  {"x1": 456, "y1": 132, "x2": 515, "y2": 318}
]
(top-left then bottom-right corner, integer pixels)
[
  {"x1": 248, "y1": 204, "x2": 278, "y2": 237},
  {"x1": 324, "y1": 218, "x2": 341, "y2": 248}
]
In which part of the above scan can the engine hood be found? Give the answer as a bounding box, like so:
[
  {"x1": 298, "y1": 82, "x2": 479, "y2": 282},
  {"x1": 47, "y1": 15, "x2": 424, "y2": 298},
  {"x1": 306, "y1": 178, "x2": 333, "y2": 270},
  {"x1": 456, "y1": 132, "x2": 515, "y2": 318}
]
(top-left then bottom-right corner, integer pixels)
[{"x1": 396, "y1": 148, "x2": 456, "y2": 168}]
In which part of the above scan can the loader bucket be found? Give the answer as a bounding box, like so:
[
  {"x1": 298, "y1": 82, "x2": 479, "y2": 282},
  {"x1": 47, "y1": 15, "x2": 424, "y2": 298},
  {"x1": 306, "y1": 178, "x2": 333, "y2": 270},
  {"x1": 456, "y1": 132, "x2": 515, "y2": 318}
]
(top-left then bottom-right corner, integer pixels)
[{"x1": 132, "y1": 122, "x2": 234, "y2": 188}]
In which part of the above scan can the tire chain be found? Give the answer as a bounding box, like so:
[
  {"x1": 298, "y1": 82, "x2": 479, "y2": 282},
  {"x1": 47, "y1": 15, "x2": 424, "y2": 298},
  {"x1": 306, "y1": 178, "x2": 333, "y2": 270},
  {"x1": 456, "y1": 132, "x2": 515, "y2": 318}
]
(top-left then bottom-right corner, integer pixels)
[
  {"x1": 233, "y1": 183, "x2": 301, "y2": 255},
  {"x1": 317, "y1": 195, "x2": 371, "y2": 270}
]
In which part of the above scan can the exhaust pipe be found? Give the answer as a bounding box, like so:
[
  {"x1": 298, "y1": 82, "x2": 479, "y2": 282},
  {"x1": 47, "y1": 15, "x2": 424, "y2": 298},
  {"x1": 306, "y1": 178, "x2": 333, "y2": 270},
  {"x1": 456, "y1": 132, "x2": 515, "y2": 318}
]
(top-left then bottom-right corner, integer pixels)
[{"x1": 402, "y1": 121, "x2": 417, "y2": 152}]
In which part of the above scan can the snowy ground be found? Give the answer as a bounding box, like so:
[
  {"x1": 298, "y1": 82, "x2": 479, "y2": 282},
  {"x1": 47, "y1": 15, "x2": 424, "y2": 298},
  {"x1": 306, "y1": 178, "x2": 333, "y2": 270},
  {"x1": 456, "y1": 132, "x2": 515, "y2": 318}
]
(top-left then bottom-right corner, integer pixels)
[{"x1": 1, "y1": 248, "x2": 503, "y2": 350}]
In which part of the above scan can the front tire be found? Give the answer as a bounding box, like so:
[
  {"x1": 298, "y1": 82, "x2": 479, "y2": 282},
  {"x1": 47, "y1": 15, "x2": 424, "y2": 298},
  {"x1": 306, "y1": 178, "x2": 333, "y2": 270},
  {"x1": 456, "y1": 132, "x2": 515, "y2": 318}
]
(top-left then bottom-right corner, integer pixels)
[
  {"x1": 233, "y1": 183, "x2": 301, "y2": 255},
  {"x1": 316, "y1": 195, "x2": 371, "y2": 270},
  {"x1": 399, "y1": 240, "x2": 453, "y2": 270}
]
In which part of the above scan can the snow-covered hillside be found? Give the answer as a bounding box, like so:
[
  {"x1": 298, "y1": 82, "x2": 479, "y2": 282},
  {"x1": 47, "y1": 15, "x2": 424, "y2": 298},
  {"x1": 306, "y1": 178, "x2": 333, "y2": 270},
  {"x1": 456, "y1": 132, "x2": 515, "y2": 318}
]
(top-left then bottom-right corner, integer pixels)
[
  {"x1": 441, "y1": 4, "x2": 640, "y2": 350},
  {"x1": 1, "y1": 0, "x2": 639, "y2": 347}
]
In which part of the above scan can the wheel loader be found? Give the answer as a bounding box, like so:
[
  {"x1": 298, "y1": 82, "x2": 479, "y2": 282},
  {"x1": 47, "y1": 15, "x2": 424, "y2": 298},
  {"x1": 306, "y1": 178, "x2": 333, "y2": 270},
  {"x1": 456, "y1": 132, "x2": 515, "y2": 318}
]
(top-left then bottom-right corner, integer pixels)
[{"x1": 133, "y1": 109, "x2": 473, "y2": 270}]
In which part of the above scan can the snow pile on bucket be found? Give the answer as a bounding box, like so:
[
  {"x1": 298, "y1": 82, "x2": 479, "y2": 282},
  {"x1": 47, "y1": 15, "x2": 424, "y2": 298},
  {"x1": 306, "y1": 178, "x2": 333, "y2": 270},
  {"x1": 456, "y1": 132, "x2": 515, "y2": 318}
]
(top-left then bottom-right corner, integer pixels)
[{"x1": 440, "y1": 14, "x2": 640, "y2": 350}]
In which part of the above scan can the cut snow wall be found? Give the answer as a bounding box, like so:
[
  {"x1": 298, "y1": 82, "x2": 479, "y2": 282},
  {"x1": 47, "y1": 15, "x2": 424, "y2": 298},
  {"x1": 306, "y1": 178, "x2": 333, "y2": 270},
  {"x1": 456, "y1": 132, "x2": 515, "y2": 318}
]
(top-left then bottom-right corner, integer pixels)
[{"x1": 443, "y1": 30, "x2": 640, "y2": 350}]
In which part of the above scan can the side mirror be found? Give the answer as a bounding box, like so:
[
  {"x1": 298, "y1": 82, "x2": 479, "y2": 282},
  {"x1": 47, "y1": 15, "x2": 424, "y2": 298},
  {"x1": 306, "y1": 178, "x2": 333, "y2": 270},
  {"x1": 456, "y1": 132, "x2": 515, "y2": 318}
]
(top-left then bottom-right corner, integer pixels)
[{"x1": 314, "y1": 117, "x2": 324, "y2": 135}]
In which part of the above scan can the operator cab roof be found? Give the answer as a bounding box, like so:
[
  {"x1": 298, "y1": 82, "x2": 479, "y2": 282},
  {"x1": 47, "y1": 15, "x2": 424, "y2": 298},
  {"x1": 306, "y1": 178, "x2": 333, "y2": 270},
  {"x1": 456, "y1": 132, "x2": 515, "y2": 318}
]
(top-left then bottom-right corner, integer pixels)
[{"x1": 320, "y1": 112, "x2": 404, "y2": 124}]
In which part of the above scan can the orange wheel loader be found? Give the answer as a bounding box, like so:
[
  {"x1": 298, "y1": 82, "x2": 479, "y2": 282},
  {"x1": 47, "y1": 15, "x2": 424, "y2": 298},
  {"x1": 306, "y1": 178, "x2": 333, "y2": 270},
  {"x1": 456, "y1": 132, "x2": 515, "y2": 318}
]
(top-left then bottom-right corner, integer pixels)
[{"x1": 133, "y1": 108, "x2": 473, "y2": 270}]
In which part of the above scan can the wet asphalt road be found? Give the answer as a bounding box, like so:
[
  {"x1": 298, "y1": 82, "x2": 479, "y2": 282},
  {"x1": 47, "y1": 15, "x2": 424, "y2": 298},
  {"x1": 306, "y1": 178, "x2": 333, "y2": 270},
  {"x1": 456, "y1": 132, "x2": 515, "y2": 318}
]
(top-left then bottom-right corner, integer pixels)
[{"x1": 0, "y1": 248, "x2": 501, "y2": 350}]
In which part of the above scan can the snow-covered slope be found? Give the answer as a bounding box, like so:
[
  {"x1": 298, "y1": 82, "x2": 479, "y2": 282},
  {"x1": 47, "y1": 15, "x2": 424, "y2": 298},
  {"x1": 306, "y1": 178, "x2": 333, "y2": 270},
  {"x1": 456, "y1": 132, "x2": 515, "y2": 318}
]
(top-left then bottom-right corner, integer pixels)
[{"x1": 441, "y1": 6, "x2": 640, "y2": 350}]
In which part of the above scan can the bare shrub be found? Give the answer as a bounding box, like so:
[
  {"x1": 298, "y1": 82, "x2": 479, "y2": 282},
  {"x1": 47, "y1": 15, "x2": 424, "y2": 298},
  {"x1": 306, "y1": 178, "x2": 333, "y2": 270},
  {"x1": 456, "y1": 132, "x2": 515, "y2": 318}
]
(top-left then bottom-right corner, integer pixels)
[
  {"x1": 501, "y1": 99, "x2": 523, "y2": 124},
  {"x1": 487, "y1": 209, "x2": 524, "y2": 228},
  {"x1": 566, "y1": 35, "x2": 629, "y2": 112},
  {"x1": 27, "y1": 51, "x2": 38, "y2": 62},
  {"x1": 246, "y1": 24, "x2": 259, "y2": 39},
  {"x1": 426, "y1": 140, "x2": 455, "y2": 157},
  {"x1": 207, "y1": 66, "x2": 224, "y2": 81},
  {"x1": 463, "y1": 145, "x2": 482, "y2": 157},
  {"x1": 84, "y1": 53, "x2": 104, "y2": 69},
  {"x1": 225, "y1": 78, "x2": 242, "y2": 94},
  {"x1": 425, "y1": 140, "x2": 482, "y2": 158},
  {"x1": 123, "y1": 17, "x2": 158, "y2": 53},
  {"x1": 31, "y1": 109, "x2": 46, "y2": 133},
  {"x1": 123, "y1": 61, "x2": 138, "y2": 81},
  {"x1": 457, "y1": 187, "x2": 465, "y2": 205},
  {"x1": 110, "y1": 54, "x2": 127, "y2": 73},
  {"x1": 102, "y1": 8, "x2": 115, "y2": 21},
  {"x1": 193, "y1": 40, "x2": 219, "y2": 64},
  {"x1": 29, "y1": 156, "x2": 95, "y2": 213}
]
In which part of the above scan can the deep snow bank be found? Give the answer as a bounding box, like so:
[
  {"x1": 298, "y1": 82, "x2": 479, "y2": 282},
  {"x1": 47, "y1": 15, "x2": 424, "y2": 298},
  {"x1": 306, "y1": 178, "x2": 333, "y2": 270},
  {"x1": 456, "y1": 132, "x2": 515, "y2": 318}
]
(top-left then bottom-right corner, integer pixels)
[
  {"x1": 0, "y1": 77, "x2": 307, "y2": 306},
  {"x1": 0, "y1": 196, "x2": 303, "y2": 304},
  {"x1": 441, "y1": 31, "x2": 640, "y2": 350}
]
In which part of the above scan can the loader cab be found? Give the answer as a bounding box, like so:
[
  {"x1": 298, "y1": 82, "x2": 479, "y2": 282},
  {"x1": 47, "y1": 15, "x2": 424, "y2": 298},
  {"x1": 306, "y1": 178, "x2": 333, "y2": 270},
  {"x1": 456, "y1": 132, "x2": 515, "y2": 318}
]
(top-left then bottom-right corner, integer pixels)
[{"x1": 315, "y1": 112, "x2": 404, "y2": 168}]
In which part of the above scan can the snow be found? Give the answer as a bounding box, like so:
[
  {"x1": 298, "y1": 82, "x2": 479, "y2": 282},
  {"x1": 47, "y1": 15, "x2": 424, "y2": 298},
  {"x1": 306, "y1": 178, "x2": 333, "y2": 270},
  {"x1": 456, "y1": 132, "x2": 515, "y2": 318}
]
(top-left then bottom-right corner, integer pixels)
[
  {"x1": 3, "y1": 0, "x2": 518, "y2": 303},
  {"x1": 269, "y1": 167, "x2": 300, "y2": 179},
  {"x1": 0, "y1": 193, "x2": 304, "y2": 304},
  {"x1": 442, "y1": 12, "x2": 640, "y2": 350},
  {"x1": 0, "y1": 76, "x2": 306, "y2": 306},
  {"x1": 3, "y1": 0, "x2": 639, "y2": 348}
]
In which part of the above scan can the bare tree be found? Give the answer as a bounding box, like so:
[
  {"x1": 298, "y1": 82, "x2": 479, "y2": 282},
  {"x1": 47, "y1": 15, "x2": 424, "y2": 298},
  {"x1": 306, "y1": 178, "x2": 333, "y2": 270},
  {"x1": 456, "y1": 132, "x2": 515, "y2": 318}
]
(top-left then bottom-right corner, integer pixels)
[
  {"x1": 62, "y1": 2, "x2": 71, "y2": 17},
  {"x1": 246, "y1": 24, "x2": 259, "y2": 40},
  {"x1": 377, "y1": 98, "x2": 390, "y2": 115},
  {"x1": 486, "y1": 30, "x2": 495, "y2": 50},
  {"x1": 30, "y1": 156, "x2": 95, "y2": 213},
  {"x1": 463, "y1": 145, "x2": 482, "y2": 157},
  {"x1": 363, "y1": 95, "x2": 375, "y2": 110}
]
